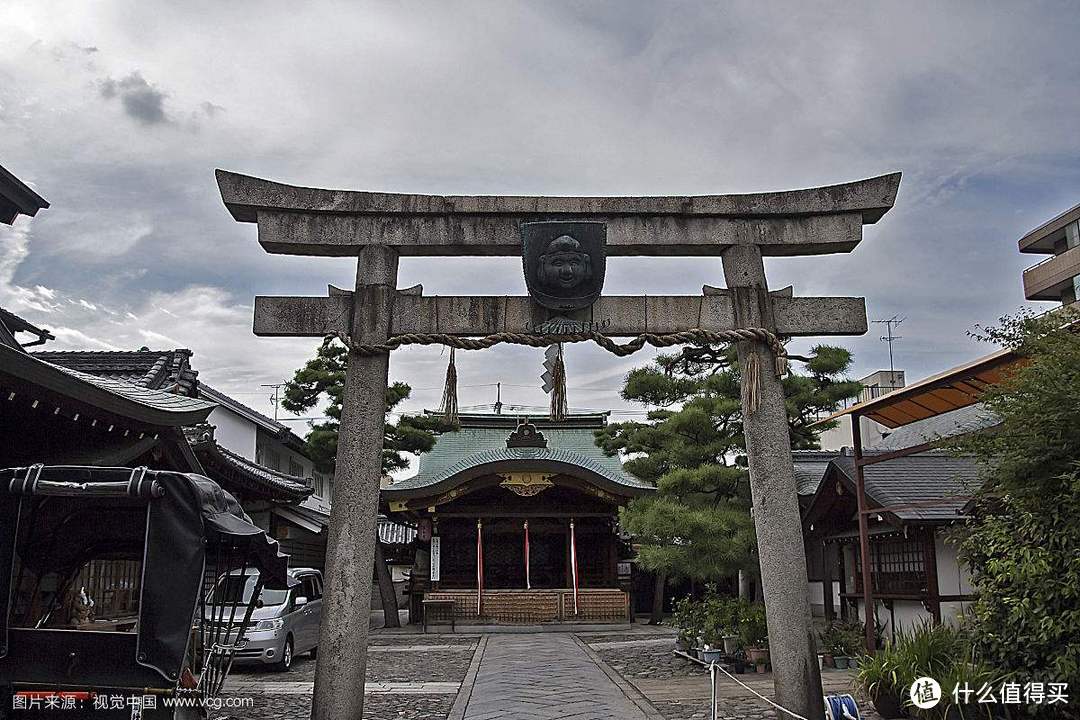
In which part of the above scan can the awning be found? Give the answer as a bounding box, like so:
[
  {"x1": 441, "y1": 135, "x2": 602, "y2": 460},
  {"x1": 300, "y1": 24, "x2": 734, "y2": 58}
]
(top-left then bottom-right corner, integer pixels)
[{"x1": 816, "y1": 347, "x2": 1024, "y2": 430}]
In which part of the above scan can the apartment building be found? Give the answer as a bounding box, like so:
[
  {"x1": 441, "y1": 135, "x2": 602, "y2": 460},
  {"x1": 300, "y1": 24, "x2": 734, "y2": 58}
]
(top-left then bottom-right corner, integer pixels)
[{"x1": 1020, "y1": 202, "x2": 1080, "y2": 304}]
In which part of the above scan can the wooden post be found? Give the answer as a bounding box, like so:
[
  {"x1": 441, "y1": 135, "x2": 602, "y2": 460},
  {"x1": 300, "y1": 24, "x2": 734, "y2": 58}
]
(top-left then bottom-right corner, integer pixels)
[
  {"x1": 851, "y1": 411, "x2": 876, "y2": 653},
  {"x1": 823, "y1": 540, "x2": 835, "y2": 623},
  {"x1": 924, "y1": 528, "x2": 941, "y2": 624},
  {"x1": 311, "y1": 245, "x2": 397, "y2": 720}
]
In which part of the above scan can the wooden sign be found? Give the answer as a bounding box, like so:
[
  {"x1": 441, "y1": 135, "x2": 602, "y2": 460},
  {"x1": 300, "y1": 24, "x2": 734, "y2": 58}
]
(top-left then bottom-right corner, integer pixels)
[{"x1": 430, "y1": 535, "x2": 441, "y2": 582}]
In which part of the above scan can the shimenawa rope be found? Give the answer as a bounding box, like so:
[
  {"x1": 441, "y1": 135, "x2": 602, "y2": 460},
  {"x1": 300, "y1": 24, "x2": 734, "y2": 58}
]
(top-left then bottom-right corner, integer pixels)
[{"x1": 328, "y1": 327, "x2": 788, "y2": 412}]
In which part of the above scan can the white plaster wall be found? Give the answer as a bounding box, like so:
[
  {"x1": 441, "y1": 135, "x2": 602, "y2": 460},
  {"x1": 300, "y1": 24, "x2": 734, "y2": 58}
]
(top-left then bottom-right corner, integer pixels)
[
  {"x1": 807, "y1": 580, "x2": 842, "y2": 617},
  {"x1": 936, "y1": 533, "x2": 974, "y2": 626},
  {"x1": 257, "y1": 432, "x2": 315, "y2": 478},
  {"x1": 816, "y1": 415, "x2": 891, "y2": 452},
  {"x1": 935, "y1": 534, "x2": 973, "y2": 596},
  {"x1": 854, "y1": 599, "x2": 934, "y2": 640},
  {"x1": 209, "y1": 406, "x2": 257, "y2": 460}
]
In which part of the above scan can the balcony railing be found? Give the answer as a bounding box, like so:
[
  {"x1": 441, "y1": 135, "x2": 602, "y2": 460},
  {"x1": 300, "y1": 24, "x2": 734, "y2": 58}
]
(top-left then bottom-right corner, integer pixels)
[{"x1": 1023, "y1": 244, "x2": 1080, "y2": 301}]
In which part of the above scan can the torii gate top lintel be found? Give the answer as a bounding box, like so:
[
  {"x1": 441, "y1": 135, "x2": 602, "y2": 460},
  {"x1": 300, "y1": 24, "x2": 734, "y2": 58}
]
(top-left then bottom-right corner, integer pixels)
[{"x1": 215, "y1": 169, "x2": 900, "y2": 257}]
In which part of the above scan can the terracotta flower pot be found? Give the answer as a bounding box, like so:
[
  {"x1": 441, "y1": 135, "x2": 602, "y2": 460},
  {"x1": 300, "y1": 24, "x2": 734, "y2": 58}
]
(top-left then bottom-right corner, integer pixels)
[{"x1": 747, "y1": 647, "x2": 769, "y2": 665}]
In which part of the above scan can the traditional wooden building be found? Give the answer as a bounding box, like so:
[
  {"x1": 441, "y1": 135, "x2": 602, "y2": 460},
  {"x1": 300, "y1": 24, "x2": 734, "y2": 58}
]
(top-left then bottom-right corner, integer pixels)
[
  {"x1": 383, "y1": 412, "x2": 652, "y2": 625},
  {"x1": 0, "y1": 317, "x2": 214, "y2": 472},
  {"x1": 31, "y1": 349, "x2": 335, "y2": 559},
  {"x1": 801, "y1": 447, "x2": 980, "y2": 636}
]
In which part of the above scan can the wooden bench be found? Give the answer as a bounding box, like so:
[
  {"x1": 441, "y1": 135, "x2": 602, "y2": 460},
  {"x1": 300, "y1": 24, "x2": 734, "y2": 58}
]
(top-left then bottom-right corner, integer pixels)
[{"x1": 422, "y1": 599, "x2": 456, "y2": 633}]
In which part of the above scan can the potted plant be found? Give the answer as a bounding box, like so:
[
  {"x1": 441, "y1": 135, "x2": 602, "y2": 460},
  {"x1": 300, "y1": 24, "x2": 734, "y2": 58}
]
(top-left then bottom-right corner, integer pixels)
[
  {"x1": 733, "y1": 649, "x2": 746, "y2": 674},
  {"x1": 755, "y1": 659, "x2": 768, "y2": 674},
  {"x1": 829, "y1": 627, "x2": 852, "y2": 669},
  {"x1": 854, "y1": 621, "x2": 997, "y2": 720},
  {"x1": 739, "y1": 603, "x2": 770, "y2": 667},
  {"x1": 671, "y1": 596, "x2": 703, "y2": 656}
]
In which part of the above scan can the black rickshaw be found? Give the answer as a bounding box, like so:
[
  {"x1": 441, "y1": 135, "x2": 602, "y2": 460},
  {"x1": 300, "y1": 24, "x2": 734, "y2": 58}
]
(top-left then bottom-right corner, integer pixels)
[{"x1": 0, "y1": 465, "x2": 294, "y2": 719}]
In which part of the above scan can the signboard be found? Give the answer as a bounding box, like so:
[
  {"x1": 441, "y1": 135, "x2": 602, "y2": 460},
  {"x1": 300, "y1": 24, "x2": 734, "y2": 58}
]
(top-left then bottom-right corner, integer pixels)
[{"x1": 430, "y1": 535, "x2": 441, "y2": 582}]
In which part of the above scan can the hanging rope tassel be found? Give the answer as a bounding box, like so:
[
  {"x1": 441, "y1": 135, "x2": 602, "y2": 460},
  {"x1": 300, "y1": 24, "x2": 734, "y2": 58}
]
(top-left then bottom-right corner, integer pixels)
[
  {"x1": 439, "y1": 347, "x2": 459, "y2": 424},
  {"x1": 744, "y1": 350, "x2": 762, "y2": 414},
  {"x1": 549, "y1": 343, "x2": 568, "y2": 421},
  {"x1": 775, "y1": 352, "x2": 789, "y2": 378}
]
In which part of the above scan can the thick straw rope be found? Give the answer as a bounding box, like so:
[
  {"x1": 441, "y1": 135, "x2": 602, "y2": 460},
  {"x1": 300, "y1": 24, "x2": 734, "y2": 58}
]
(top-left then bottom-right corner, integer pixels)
[
  {"x1": 330, "y1": 327, "x2": 786, "y2": 364},
  {"x1": 328, "y1": 327, "x2": 787, "y2": 412}
]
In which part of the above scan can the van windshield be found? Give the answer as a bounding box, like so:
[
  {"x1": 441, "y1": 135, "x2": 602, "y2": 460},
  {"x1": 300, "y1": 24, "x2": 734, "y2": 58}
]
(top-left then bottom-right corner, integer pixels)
[{"x1": 211, "y1": 574, "x2": 289, "y2": 607}]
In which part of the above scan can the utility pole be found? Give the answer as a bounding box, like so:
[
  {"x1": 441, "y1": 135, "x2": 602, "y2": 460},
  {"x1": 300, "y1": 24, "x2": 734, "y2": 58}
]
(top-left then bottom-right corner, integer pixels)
[
  {"x1": 494, "y1": 382, "x2": 503, "y2": 415},
  {"x1": 873, "y1": 316, "x2": 904, "y2": 381},
  {"x1": 261, "y1": 382, "x2": 285, "y2": 420}
]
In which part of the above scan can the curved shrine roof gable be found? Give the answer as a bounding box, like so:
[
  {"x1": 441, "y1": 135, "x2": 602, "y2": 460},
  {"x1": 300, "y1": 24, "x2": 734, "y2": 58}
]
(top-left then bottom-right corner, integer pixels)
[{"x1": 384, "y1": 416, "x2": 650, "y2": 499}]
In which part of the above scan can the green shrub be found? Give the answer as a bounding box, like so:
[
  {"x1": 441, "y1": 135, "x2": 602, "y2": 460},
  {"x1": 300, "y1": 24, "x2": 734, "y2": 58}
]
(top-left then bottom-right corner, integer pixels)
[
  {"x1": 820, "y1": 619, "x2": 863, "y2": 656},
  {"x1": 955, "y1": 311, "x2": 1080, "y2": 687},
  {"x1": 855, "y1": 622, "x2": 1007, "y2": 720},
  {"x1": 670, "y1": 590, "x2": 768, "y2": 650}
]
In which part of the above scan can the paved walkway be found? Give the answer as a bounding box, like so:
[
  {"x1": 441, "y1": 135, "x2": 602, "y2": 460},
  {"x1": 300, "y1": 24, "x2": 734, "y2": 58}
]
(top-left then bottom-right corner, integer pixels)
[{"x1": 462, "y1": 634, "x2": 652, "y2": 720}]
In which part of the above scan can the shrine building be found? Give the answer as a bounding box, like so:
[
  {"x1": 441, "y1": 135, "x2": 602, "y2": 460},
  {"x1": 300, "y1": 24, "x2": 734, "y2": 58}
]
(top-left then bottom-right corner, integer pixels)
[{"x1": 382, "y1": 412, "x2": 652, "y2": 625}]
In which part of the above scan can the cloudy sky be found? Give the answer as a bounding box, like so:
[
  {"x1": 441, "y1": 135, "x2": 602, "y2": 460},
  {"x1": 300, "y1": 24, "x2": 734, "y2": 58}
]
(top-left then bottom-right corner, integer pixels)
[{"x1": 2, "y1": 1, "x2": 1079, "y2": 430}]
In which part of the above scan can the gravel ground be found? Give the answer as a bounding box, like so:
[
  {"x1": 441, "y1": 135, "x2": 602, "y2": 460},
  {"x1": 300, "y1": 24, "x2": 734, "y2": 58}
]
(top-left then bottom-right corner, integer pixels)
[
  {"x1": 369, "y1": 633, "x2": 481, "y2": 646},
  {"x1": 221, "y1": 692, "x2": 455, "y2": 720},
  {"x1": 229, "y1": 637, "x2": 478, "y2": 683},
  {"x1": 593, "y1": 641, "x2": 703, "y2": 680},
  {"x1": 577, "y1": 632, "x2": 676, "y2": 644},
  {"x1": 583, "y1": 633, "x2": 885, "y2": 720},
  {"x1": 652, "y1": 697, "x2": 884, "y2": 720},
  {"x1": 222, "y1": 638, "x2": 477, "y2": 720}
]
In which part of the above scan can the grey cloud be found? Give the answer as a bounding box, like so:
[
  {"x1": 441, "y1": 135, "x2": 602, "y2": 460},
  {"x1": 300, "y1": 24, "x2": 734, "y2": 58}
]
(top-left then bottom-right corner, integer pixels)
[
  {"x1": 3, "y1": 1, "x2": 1080, "y2": 423},
  {"x1": 99, "y1": 72, "x2": 168, "y2": 125}
]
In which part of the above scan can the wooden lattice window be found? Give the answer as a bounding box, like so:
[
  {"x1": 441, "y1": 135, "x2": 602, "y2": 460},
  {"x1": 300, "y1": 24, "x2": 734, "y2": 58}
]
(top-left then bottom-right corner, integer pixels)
[{"x1": 854, "y1": 536, "x2": 928, "y2": 595}]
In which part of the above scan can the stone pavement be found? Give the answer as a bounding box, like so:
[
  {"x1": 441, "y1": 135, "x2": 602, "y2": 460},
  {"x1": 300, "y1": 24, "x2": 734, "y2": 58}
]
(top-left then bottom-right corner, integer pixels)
[{"x1": 461, "y1": 634, "x2": 654, "y2": 720}]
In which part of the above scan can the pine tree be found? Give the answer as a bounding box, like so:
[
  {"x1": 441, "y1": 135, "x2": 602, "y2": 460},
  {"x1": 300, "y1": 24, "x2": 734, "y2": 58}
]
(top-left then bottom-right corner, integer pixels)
[
  {"x1": 281, "y1": 337, "x2": 449, "y2": 475},
  {"x1": 596, "y1": 343, "x2": 860, "y2": 593}
]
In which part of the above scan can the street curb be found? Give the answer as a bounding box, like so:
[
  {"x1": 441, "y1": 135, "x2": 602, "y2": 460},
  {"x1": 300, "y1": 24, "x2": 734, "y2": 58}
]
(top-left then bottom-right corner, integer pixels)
[
  {"x1": 572, "y1": 634, "x2": 665, "y2": 720},
  {"x1": 446, "y1": 635, "x2": 488, "y2": 720}
]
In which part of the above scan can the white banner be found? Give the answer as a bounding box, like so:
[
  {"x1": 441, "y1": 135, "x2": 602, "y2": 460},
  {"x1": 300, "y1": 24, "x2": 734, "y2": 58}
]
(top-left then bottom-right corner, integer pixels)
[{"x1": 430, "y1": 535, "x2": 441, "y2": 582}]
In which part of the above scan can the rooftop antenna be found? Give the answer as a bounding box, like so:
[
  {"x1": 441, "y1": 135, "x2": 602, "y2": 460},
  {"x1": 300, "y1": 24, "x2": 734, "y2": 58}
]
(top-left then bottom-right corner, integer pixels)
[
  {"x1": 872, "y1": 316, "x2": 904, "y2": 382},
  {"x1": 261, "y1": 382, "x2": 285, "y2": 420},
  {"x1": 494, "y1": 382, "x2": 503, "y2": 415}
]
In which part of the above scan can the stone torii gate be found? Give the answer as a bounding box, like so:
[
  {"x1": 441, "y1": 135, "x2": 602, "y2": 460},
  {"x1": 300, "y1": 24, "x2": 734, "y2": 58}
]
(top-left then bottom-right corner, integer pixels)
[{"x1": 215, "y1": 170, "x2": 900, "y2": 720}]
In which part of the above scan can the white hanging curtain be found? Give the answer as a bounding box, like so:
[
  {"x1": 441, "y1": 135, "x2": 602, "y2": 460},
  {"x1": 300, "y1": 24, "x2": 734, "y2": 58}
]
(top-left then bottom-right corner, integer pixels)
[
  {"x1": 476, "y1": 519, "x2": 484, "y2": 616},
  {"x1": 570, "y1": 518, "x2": 579, "y2": 615}
]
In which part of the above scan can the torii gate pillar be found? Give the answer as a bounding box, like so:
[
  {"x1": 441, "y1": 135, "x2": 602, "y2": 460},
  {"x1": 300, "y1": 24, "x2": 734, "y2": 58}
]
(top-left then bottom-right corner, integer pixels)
[
  {"x1": 311, "y1": 245, "x2": 397, "y2": 720},
  {"x1": 724, "y1": 244, "x2": 822, "y2": 714}
]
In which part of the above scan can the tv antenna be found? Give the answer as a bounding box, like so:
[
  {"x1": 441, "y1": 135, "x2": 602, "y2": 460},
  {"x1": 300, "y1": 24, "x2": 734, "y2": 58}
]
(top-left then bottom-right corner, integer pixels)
[
  {"x1": 261, "y1": 382, "x2": 285, "y2": 420},
  {"x1": 873, "y1": 316, "x2": 904, "y2": 378}
]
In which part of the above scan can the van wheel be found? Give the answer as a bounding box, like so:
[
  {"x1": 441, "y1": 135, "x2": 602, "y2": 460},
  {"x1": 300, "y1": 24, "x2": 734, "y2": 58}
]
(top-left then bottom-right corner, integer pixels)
[
  {"x1": 272, "y1": 636, "x2": 293, "y2": 672},
  {"x1": 309, "y1": 646, "x2": 318, "y2": 659}
]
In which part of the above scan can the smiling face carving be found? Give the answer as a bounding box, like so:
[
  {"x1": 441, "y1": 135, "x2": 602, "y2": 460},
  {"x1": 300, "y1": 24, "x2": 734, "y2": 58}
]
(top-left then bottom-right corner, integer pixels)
[{"x1": 538, "y1": 235, "x2": 592, "y2": 290}]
